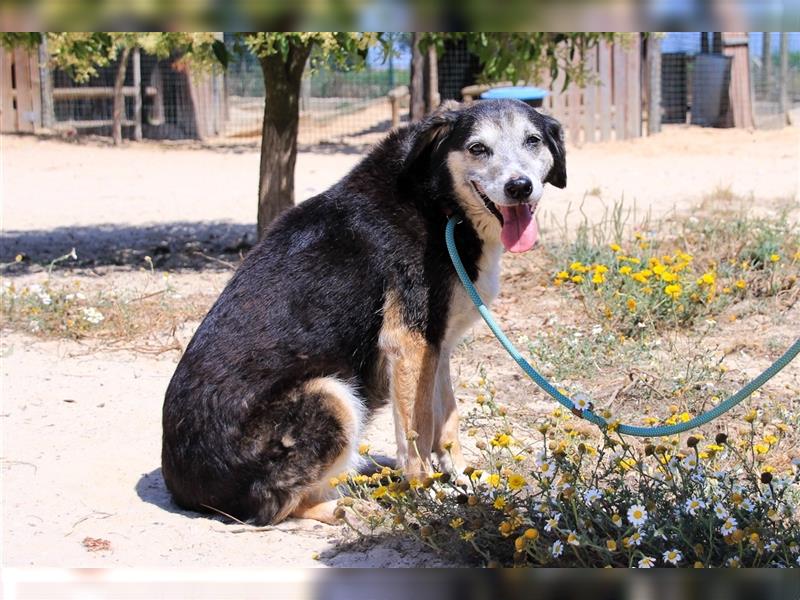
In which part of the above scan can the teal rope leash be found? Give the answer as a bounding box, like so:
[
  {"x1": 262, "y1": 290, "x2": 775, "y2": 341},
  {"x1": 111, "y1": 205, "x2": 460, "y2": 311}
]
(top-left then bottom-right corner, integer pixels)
[{"x1": 446, "y1": 217, "x2": 800, "y2": 438}]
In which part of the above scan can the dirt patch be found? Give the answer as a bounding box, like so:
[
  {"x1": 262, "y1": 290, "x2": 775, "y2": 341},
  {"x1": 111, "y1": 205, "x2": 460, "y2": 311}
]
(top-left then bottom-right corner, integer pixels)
[{"x1": 1, "y1": 123, "x2": 799, "y2": 567}]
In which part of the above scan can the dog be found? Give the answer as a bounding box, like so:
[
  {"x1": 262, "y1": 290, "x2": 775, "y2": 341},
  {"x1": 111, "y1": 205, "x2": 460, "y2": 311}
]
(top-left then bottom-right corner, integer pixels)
[{"x1": 161, "y1": 99, "x2": 566, "y2": 525}]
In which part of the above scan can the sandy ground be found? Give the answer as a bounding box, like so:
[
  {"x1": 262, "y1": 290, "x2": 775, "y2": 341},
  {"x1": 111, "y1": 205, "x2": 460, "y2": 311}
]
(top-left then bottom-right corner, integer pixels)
[{"x1": 1, "y1": 124, "x2": 799, "y2": 569}]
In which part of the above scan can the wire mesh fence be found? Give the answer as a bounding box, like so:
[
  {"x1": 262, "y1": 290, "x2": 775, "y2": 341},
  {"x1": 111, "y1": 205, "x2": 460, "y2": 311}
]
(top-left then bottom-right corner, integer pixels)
[
  {"x1": 659, "y1": 32, "x2": 800, "y2": 128},
  {"x1": 749, "y1": 32, "x2": 800, "y2": 128},
  {"x1": 222, "y1": 35, "x2": 412, "y2": 146},
  {"x1": 4, "y1": 33, "x2": 799, "y2": 144}
]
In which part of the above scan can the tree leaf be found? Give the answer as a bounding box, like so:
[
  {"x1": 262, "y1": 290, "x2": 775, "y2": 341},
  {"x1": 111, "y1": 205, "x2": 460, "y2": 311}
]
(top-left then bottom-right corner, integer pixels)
[{"x1": 212, "y1": 39, "x2": 229, "y2": 69}]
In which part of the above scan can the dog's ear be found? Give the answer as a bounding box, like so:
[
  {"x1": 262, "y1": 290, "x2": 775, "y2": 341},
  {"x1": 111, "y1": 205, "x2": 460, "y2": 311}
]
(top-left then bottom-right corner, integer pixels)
[
  {"x1": 542, "y1": 114, "x2": 567, "y2": 189},
  {"x1": 404, "y1": 107, "x2": 460, "y2": 169}
]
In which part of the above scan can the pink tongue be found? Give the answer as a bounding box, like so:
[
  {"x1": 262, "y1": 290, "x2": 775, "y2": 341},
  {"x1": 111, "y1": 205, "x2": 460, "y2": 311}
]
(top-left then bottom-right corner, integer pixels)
[{"x1": 498, "y1": 204, "x2": 538, "y2": 253}]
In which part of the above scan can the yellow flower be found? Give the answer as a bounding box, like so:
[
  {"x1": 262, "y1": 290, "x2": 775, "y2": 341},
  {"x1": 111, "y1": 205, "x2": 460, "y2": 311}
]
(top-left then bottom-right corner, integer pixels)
[
  {"x1": 619, "y1": 265, "x2": 633, "y2": 275},
  {"x1": 450, "y1": 517, "x2": 464, "y2": 529},
  {"x1": 493, "y1": 496, "x2": 507, "y2": 510},
  {"x1": 524, "y1": 528, "x2": 539, "y2": 540},
  {"x1": 660, "y1": 271, "x2": 678, "y2": 283},
  {"x1": 606, "y1": 539, "x2": 617, "y2": 552},
  {"x1": 664, "y1": 283, "x2": 682, "y2": 300},
  {"x1": 372, "y1": 486, "x2": 388, "y2": 499},
  {"x1": 592, "y1": 272, "x2": 605, "y2": 284},
  {"x1": 594, "y1": 265, "x2": 609, "y2": 274},
  {"x1": 770, "y1": 254, "x2": 780, "y2": 263},
  {"x1": 763, "y1": 434, "x2": 778, "y2": 445},
  {"x1": 652, "y1": 264, "x2": 667, "y2": 276},
  {"x1": 487, "y1": 473, "x2": 501, "y2": 487},
  {"x1": 735, "y1": 279, "x2": 746, "y2": 289},
  {"x1": 358, "y1": 443, "x2": 370, "y2": 455},
  {"x1": 697, "y1": 272, "x2": 716, "y2": 286},
  {"x1": 754, "y1": 443, "x2": 770, "y2": 455},
  {"x1": 491, "y1": 433, "x2": 512, "y2": 448},
  {"x1": 570, "y1": 261, "x2": 589, "y2": 273},
  {"x1": 610, "y1": 243, "x2": 621, "y2": 252},
  {"x1": 556, "y1": 271, "x2": 569, "y2": 279},
  {"x1": 507, "y1": 473, "x2": 527, "y2": 491},
  {"x1": 571, "y1": 275, "x2": 584, "y2": 284}
]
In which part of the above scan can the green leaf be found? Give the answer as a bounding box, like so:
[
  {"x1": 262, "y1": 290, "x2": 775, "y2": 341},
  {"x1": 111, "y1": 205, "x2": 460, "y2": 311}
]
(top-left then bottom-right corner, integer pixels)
[{"x1": 212, "y1": 39, "x2": 229, "y2": 69}]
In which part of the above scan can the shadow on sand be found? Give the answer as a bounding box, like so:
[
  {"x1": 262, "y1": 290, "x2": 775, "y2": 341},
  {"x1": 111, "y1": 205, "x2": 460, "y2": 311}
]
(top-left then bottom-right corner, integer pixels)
[{"x1": 1, "y1": 221, "x2": 256, "y2": 275}]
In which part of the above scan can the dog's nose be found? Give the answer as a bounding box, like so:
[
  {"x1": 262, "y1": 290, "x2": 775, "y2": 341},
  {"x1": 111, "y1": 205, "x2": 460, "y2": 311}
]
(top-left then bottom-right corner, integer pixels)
[{"x1": 504, "y1": 176, "x2": 533, "y2": 201}]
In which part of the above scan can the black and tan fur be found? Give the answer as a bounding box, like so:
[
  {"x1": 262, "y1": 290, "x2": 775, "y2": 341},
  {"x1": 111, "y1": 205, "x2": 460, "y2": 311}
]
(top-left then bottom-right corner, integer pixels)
[{"x1": 161, "y1": 99, "x2": 566, "y2": 524}]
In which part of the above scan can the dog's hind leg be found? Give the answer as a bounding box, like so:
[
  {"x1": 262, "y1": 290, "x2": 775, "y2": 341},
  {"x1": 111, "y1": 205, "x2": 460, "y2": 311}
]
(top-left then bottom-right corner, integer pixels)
[{"x1": 269, "y1": 377, "x2": 365, "y2": 525}]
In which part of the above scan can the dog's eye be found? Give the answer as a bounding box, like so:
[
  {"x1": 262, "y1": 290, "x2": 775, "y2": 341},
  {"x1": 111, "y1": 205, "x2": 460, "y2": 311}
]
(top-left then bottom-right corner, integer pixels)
[
  {"x1": 525, "y1": 135, "x2": 541, "y2": 147},
  {"x1": 468, "y1": 142, "x2": 488, "y2": 156}
]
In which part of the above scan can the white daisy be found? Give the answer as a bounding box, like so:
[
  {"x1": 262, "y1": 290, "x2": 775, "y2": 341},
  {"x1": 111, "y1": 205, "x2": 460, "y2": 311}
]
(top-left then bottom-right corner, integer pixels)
[
  {"x1": 720, "y1": 516, "x2": 738, "y2": 536},
  {"x1": 628, "y1": 530, "x2": 644, "y2": 546},
  {"x1": 82, "y1": 306, "x2": 104, "y2": 324},
  {"x1": 663, "y1": 549, "x2": 682, "y2": 565},
  {"x1": 741, "y1": 498, "x2": 755, "y2": 512},
  {"x1": 684, "y1": 498, "x2": 705, "y2": 516},
  {"x1": 584, "y1": 488, "x2": 602, "y2": 504},
  {"x1": 551, "y1": 540, "x2": 563, "y2": 558},
  {"x1": 713, "y1": 503, "x2": 729, "y2": 519},
  {"x1": 538, "y1": 461, "x2": 556, "y2": 479},
  {"x1": 573, "y1": 393, "x2": 591, "y2": 411},
  {"x1": 566, "y1": 530, "x2": 580, "y2": 546},
  {"x1": 627, "y1": 504, "x2": 648, "y2": 527},
  {"x1": 545, "y1": 513, "x2": 561, "y2": 532},
  {"x1": 638, "y1": 556, "x2": 656, "y2": 568},
  {"x1": 765, "y1": 540, "x2": 778, "y2": 552}
]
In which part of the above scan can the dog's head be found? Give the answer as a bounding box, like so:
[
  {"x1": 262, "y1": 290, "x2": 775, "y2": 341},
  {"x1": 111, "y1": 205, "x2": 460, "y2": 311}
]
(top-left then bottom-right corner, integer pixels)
[{"x1": 404, "y1": 99, "x2": 566, "y2": 253}]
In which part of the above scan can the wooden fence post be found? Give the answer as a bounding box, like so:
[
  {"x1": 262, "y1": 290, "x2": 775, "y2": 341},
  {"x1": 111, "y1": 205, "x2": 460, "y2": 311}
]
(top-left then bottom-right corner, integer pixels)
[
  {"x1": 132, "y1": 47, "x2": 142, "y2": 141},
  {"x1": 583, "y1": 45, "x2": 598, "y2": 144},
  {"x1": 779, "y1": 32, "x2": 789, "y2": 124},
  {"x1": 598, "y1": 41, "x2": 612, "y2": 142},
  {"x1": 613, "y1": 42, "x2": 626, "y2": 140},
  {"x1": 646, "y1": 35, "x2": 662, "y2": 135}
]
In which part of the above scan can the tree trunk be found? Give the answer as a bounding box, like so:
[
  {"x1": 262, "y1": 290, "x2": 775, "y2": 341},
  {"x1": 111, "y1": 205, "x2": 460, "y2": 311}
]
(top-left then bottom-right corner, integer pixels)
[
  {"x1": 257, "y1": 42, "x2": 312, "y2": 239},
  {"x1": 112, "y1": 45, "x2": 131, "y2": 146},
  {"x1": 409, "y1": 33, "x2": 425, "y2": 122}
]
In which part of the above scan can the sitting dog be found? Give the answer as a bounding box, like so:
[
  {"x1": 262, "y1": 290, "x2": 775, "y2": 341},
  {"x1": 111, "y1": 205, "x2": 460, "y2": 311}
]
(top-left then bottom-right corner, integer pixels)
[{"x1": 161, "y1": 99, "x2": 566, "y2": 524}]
